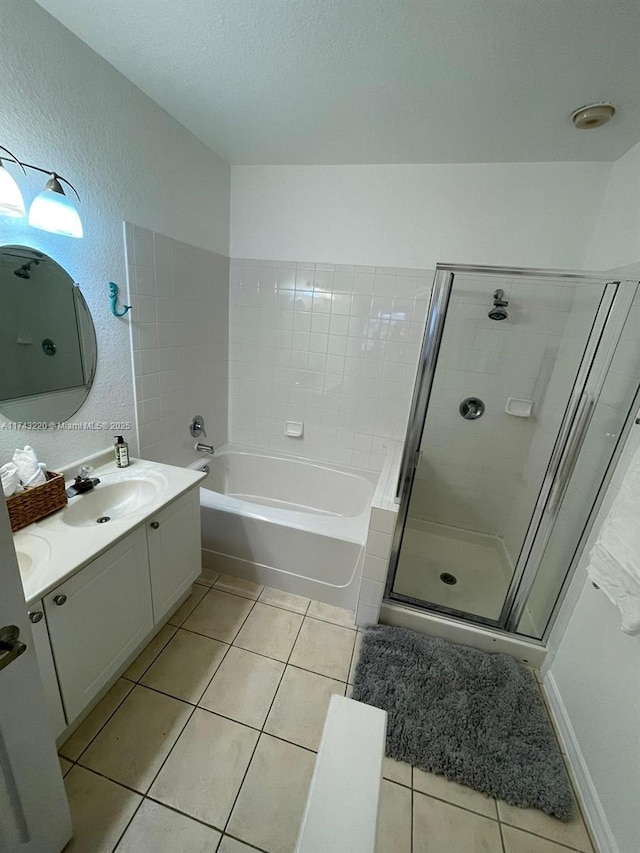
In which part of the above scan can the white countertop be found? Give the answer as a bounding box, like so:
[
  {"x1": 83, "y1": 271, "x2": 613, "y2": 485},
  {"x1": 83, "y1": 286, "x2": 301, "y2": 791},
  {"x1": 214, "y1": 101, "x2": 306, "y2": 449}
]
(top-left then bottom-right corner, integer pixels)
[{"x1": 14, "y1": 454, "x2": 206, "y2": 606}]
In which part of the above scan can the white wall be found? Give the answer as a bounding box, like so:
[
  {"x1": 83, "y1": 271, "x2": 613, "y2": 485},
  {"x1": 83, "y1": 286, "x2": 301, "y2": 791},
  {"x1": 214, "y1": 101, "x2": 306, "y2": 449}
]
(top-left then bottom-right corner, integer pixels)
[
  {"x1": 0, "y1": 0, "x2": 229, "y2": 469},
  {"x1": 586, "y1": 141, "x2": 640, "y2": 271},
  {"x1": 230, "y1": 163, "x2": 610, "y2": 269},
  {"x1": 126, "y1": 224, "x2": 229, "y2": 467}
]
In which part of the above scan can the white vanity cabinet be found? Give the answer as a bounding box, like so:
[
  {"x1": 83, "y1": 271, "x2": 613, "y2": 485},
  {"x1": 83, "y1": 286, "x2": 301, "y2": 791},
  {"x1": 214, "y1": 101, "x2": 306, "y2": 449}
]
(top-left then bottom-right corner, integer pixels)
[
  {"x1": 146, "y1": 488, "x2": 201, "y2": 623},
  {"x1": 43, "y1": 526, "x2": 153, "y2": 724},
  {"x1": 27, "y1": 602, "x2": 67, "y2": 739}
]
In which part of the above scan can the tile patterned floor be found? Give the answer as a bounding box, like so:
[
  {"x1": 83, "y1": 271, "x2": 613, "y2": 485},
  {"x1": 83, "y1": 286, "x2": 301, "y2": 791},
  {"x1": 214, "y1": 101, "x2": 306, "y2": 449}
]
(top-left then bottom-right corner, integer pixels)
[{"x1": 59, "y1": 570, "x2": 595, "y2": 853}]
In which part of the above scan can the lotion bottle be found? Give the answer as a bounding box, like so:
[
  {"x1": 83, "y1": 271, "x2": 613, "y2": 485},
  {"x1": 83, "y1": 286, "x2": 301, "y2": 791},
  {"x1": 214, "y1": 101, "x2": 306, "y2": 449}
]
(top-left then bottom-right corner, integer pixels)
[{"x1": 114, "y1": 435, "x2": 130, "y2": 468}]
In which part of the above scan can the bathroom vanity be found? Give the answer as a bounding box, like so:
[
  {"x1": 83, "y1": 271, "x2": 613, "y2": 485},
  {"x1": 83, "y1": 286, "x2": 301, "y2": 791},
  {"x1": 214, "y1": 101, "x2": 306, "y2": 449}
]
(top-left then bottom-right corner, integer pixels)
[{"x1": 13, "y1": 451, "x2": 205, "y2": 741}]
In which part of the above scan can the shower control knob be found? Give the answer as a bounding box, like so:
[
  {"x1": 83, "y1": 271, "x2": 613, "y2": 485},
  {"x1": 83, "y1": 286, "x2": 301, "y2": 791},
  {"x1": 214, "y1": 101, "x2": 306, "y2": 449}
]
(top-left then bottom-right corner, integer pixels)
[{"x1": 459, "y1": 397, "x2": 485, "y2": 420}]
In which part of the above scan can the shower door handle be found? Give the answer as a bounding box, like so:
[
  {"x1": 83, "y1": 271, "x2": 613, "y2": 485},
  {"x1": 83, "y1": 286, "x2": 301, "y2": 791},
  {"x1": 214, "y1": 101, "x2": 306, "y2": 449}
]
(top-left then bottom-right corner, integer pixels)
[{"x1": 548, "y1": 393, "x2": 595, "y2": 515}]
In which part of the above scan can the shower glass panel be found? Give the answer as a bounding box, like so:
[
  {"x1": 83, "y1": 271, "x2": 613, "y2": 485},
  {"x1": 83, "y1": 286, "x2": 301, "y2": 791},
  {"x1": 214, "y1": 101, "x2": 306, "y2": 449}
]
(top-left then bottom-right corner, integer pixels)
[
  {"x1": 516, "y1": 282, "x2": 640, "y2": 638},
  {"x1": 389, "y1": 266, "x2": 614, "y2": 627}
]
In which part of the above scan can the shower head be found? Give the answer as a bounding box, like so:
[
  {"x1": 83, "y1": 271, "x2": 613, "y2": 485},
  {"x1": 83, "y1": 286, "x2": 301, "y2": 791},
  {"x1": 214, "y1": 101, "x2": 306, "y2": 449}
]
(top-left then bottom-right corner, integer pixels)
[
  {"x1": 13, "y1": 260, "x2": 38, "y2": 279},
  {"x1": 488, "y1": 306, "x2": 508, "y2": 321}
]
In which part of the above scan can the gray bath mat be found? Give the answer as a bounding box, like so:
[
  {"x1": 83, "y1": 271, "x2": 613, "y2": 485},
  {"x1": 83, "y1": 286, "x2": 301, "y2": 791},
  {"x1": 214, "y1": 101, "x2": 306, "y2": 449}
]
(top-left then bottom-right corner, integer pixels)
[{"x1": 352, "y1": 625, "x2": 573, "y2": 820}]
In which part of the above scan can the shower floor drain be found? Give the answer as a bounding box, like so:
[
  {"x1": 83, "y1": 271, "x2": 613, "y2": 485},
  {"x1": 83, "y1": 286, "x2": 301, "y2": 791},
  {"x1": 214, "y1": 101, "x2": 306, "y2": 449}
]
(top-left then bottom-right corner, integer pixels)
[{"x1": 439, "y1": 572, "x2": 457, "y2": 585}]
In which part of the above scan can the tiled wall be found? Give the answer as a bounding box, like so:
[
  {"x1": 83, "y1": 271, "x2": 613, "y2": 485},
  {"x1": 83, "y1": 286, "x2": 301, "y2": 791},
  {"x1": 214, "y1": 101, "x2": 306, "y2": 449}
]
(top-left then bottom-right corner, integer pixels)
[
  {"x1": 126, "y1": 223, "x2": 229, "y2": 467},
  {"x1": 228, "y1": 259, "x2": 432, "y2": 470},
  {"x1": 410, "y1": 274, "x2": 576, "y2": 543}
]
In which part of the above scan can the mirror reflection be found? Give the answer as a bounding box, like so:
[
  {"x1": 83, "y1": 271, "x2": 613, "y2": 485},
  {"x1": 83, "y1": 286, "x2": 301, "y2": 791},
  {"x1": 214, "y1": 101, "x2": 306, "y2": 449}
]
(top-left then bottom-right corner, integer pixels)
[{"x1": 0, "y1": 245, "x2": 97, "y2": 423}]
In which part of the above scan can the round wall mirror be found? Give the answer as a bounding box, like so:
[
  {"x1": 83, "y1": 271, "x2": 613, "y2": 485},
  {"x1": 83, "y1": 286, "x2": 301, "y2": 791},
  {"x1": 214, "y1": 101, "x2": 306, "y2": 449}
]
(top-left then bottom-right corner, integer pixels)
[{"x1": 0, "y1": 245, "x2": 97, "y2": 423}]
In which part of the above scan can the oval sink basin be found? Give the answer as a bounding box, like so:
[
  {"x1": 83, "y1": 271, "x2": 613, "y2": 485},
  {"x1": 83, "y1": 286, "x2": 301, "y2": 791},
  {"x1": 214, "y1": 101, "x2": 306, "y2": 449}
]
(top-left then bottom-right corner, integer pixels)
[
  {"x1": 15, "y1": 533, "x2": 51, "y2": 579},
  {"x1": 61, "y1": 476, "x2": 165, "y2": 527}
]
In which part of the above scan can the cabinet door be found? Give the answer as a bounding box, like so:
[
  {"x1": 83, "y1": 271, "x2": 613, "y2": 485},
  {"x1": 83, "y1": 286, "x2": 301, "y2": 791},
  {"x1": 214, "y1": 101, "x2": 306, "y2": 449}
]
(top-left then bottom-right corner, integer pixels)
[
  {"x1": 44, "y1": 527, "x2": 153, "y2": 724},
  {"x1": 147, "y1": 488, "x2": 201, "y2": 623},
  {"x1": 28, "y1": 601, "x2": 66, "y2": 739}
]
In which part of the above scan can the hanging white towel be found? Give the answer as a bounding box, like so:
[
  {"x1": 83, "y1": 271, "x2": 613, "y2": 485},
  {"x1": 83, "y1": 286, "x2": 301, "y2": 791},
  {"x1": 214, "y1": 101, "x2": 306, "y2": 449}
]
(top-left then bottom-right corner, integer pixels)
[
  {"x1": 12, "y1": 445, "x2": 47, "y2": 487},
  {"x1": 587, "y1": 440, "x2": 640, "y2": 635}
]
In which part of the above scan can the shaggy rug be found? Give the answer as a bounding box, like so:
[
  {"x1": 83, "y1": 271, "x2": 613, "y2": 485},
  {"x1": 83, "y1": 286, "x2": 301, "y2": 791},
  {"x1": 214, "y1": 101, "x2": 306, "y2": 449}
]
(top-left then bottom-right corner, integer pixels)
[{"x1": 352, "y1": 625, "x2": 573, "y2": 819}]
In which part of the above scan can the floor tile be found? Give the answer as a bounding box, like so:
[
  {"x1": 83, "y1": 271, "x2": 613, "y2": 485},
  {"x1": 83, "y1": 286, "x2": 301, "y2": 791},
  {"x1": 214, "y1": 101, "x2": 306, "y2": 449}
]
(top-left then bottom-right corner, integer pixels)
[
  {"x1": 349, "y1": 631, "x2": 363, "y2": 683},
  {"x1": 63, "y1": 766, "x2": 141, "y2": 853},
  {"x1": 227, "y1": 734, "x2": 315, "y2": 853},
  {"x1": 307, "y1": 600, "x2": 355, "y2": 627},
  {"x1": 199, "y1": 646, "x2": 284, "y2": 729},
  {"x1": 259, "y1": 586, "x2": 310, "y2": 614},
  {"x1": 214, "y1": 572, "x2": 264, "y2": 599},
  {"x1": 141, "y1": 628, "x2": 228, "y2": 703},
  {"x1": 376, "y1": 779, "x2": 412, "y2": 853},
  {"x1": 168, "y1": 584, "x2": 208, "y2": 627},
  {"x1": 217, "y1": 837, "x2": 257, "y2": 853},
  {"x1": 115, "y1": 797, "x2": 221, "y2": 852},
  {"x1": 234, "y1": 602, "x2": 303, "y2": 661},
  {"x1": 501, "y1": 824, "x2": 586, "y2": 853},
  {"x1": 413, "y1": 768, "x2": 497, "y2": 818},
  {"x1": 383, "y1": 756, "x2": 412, "y2": 787},
  {"x1": 413, "y1": 791, "x2": 502, "y2": 853},
  {"x1": 80, "y1": 685, "x2": 192, "y2": 793},
  {"x1": 123, "y1": 624, "x2": 177, "y2": 682},
  {"x1": 497, "y1": 799, "x2": 592, "y2": 851},
  {"x1": 149, "y1": 708, "x2": 258, "y2": 829},
  {"x1": 265, "y1": 665, "x2": 346, "y2": 751},
  {"x1": 59, "y1": 755, "x2": 73, "y2": 776},
  {"x1": 182, "y1": 588, "x2": 254, "y2": 642},
  {"x1": 60, "y1": 678, "x2": 134, "y2": 761},
  {"x1": 194, "y1": 567, "x2": 220, "y2": 587},
  {"x1": 290, "y1": 617, "x2": 355, "y2": 681}
]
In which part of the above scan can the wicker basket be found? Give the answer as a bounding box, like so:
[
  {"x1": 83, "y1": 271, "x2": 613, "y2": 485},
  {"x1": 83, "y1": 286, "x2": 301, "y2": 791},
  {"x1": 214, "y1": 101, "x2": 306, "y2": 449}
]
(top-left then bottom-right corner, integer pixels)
[{"x1": 6, "y1": 471, "x2": 68, "y2": 532}]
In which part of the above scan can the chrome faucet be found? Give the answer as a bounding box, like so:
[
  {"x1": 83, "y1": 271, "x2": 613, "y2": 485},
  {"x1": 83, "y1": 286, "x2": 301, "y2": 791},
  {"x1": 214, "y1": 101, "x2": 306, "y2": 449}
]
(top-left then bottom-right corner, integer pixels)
[
  {"x1": 194, "y1": 442, "x2": 215, "y2": 455},
  {"x1": 66, "y1": 465, "x2": 101, "y2": 497}
]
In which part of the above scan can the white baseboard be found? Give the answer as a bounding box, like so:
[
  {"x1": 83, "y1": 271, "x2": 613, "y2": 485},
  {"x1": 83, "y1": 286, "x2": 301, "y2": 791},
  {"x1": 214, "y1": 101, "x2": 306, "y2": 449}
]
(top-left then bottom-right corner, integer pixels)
[{"x1": 543, "y1": 672, "x2": 618, "y2": 853}]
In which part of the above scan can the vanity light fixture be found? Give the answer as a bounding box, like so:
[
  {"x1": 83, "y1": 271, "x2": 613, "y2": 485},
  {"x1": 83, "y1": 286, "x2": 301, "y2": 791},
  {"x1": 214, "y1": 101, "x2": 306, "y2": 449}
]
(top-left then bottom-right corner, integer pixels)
[{"x1": 0, "y1": 144, "x2": 83, "y2": 238}]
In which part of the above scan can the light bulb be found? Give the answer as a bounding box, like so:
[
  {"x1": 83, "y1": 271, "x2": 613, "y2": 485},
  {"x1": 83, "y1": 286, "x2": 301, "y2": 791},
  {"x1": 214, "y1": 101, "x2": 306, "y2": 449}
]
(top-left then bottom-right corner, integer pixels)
[
  {"x1": 0, "y1": 162, "x2": 26, "y2": 218},
  {"x1": 28, "y1": 175, "x2": 83, "y2": 238}
]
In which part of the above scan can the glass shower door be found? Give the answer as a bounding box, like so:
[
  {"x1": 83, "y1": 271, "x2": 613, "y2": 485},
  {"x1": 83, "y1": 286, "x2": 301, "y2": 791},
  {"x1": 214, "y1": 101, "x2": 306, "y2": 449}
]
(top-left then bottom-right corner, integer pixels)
[{"x1": 388, "y1": 265, "x2": 618, "y2": 628}]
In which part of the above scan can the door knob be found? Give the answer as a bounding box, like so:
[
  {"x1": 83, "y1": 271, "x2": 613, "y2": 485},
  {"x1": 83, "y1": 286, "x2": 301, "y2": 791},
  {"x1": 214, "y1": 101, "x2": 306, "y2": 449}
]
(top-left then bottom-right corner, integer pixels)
[
  {"x1": 0, "y1": 625, "x2": 27, "y2": 673},
  {"x1": 28, "y1": 611, "x2": 43, "y2": 624},
  {"x1": 150, "y1": 521, "x2": 160, "y2": 529},
  {"x1": 53, "y1": 594, "x2": 67, "y2": 606}
]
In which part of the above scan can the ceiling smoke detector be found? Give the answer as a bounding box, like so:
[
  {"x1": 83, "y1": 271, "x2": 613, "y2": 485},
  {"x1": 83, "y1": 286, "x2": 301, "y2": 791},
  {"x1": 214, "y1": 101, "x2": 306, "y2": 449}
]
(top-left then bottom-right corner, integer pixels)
[{"x1": 570, "y1": 103, "x2": 616, "y2": 130}]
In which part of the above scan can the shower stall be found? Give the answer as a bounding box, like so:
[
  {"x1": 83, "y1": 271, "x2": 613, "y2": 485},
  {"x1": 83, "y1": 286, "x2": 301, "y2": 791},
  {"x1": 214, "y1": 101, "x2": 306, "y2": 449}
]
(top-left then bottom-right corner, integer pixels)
[{"x1": 386, "y1": 264, "x2": 640, "y2": 643}]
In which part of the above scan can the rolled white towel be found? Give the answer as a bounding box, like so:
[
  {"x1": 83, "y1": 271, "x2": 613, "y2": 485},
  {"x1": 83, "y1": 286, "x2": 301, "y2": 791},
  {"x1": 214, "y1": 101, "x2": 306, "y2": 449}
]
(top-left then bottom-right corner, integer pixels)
[
  {"x1": 1, "y1": 462, "x2": 23, "y2": 497},
  {"x1": 13, "y1": 445, "x2": 47, "y2": 487}
]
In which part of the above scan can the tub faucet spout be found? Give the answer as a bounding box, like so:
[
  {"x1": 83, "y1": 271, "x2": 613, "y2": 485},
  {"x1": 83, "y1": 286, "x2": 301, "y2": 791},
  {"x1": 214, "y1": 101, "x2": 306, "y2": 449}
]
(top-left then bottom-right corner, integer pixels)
[{"x1": 195, "y1": 442, "x2": 215, "y2": 455}]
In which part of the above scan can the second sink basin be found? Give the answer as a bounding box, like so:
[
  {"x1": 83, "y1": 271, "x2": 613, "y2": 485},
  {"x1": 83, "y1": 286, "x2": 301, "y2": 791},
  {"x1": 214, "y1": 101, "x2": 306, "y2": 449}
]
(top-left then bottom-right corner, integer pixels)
[
  {"x1": 15, "y1": 533, "x2": 51, "y2": 579},
  {"x1": 61, "y1": 474, "x2": 166, "y2": 527}
]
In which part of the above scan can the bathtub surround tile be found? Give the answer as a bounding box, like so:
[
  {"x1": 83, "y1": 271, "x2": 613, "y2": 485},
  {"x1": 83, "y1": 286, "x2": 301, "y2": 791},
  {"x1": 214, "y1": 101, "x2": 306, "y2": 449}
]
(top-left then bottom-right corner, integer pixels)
[
  {"x1": 264, "y1": 665, "x2": 346, "y2": 751},
  {"x1": 140, "y1": 629, "x2": 229, "y2": 703},
  {"x1": 214, "y1": 572, "x2": 264, "y2": 600},
  {"x1": 60, "y1": 678, "x2": 134, "y2": 761},
  {"x1": 168, "y1": 584, "x2": 208, "y2": 627},
  {"x1": 79, "y1": 685, "x2": 192, "y2": 793},
  {"x1": 233, "y1": 602, "x2": 304, "y2": 661},
  {"x1": 355, "y1": 598, "x2": 382, "y2": 627},
  {"x1": 413, "y1": 792, "x2": 502, "y2": 853},
  {"x1": 496, "y1": 799, "x2": 592, "y2": 851},
  {"x1": 115, "y1": 798, "x2": 221, "y2": 853},
  {"x1": 306, "y1": 600, "x2": 355, "y2": 627},
  {"x1": 258, "y1": 586, "x2": 310, "y2": 614},
  {"x1": 227, "y1": 734, "x2": 315, "y2": 853},
  {"x1": 63, "y1": 766, "x2": 142, "y2": 853},
  {"x1": 413, "y1": 768, "x2": 498, "y2": 818},
  {"x1": 290, "y1": 617, "x2": 355, "y2": 681},
  {"x1": 149, "y1": 709, "x2": 258, "y2": 829},
  {"x1": 182, "y1": 588, "x2": 254, "y2": 643},
  {"x1": 123, "y1": 623, "x2": 177, "y2": 682},
  {"x1": 348, "y1": 630, "x2": 364, "y2": 683},
  {"x1": 199, "y1": 646, "x2": 284, "y2": 729},
  {"x1": 376, "y1": 780, "x2": 412, "y2": 853}
]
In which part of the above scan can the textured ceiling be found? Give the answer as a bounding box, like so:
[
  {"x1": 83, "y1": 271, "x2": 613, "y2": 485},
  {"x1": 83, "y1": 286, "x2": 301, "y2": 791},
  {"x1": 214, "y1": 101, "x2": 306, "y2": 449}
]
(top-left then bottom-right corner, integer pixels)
[{"x1": 36, "y1": 0, "x2": 640, "y2": 164}]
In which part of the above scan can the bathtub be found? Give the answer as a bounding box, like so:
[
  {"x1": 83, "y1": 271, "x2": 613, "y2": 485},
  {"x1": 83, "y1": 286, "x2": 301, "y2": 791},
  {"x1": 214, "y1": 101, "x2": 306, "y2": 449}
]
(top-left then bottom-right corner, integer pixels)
[{"x1": 190, "y1": 445, "x2": 378, "y2": 609}]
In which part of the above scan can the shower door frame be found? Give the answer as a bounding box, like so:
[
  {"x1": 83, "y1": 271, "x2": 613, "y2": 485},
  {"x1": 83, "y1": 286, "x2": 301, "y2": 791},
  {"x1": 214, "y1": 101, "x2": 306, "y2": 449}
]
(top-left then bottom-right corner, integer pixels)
[{"x1": 385, "y1": 263, "x2": 627, "y2": 635}]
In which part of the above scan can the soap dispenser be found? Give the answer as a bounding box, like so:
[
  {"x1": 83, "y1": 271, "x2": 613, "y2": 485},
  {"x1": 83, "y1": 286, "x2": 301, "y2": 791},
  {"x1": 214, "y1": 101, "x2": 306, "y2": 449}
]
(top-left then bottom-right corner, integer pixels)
[{"x1": 114, "y1": 435, "x2": 130, "y2": 468}]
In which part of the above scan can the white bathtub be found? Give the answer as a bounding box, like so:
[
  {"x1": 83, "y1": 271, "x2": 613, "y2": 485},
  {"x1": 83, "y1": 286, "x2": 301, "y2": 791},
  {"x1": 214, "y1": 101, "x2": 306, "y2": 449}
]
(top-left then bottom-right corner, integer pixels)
[{"x1": 190, "y1": 446, "x2": 378, "y2": 609}]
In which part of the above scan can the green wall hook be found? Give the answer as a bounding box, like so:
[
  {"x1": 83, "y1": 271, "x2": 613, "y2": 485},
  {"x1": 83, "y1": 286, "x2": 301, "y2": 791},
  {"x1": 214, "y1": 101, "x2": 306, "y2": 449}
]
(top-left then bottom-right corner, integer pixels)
[{"x1": 109, "y1": 282, "x2": 132, "y2": 317}]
